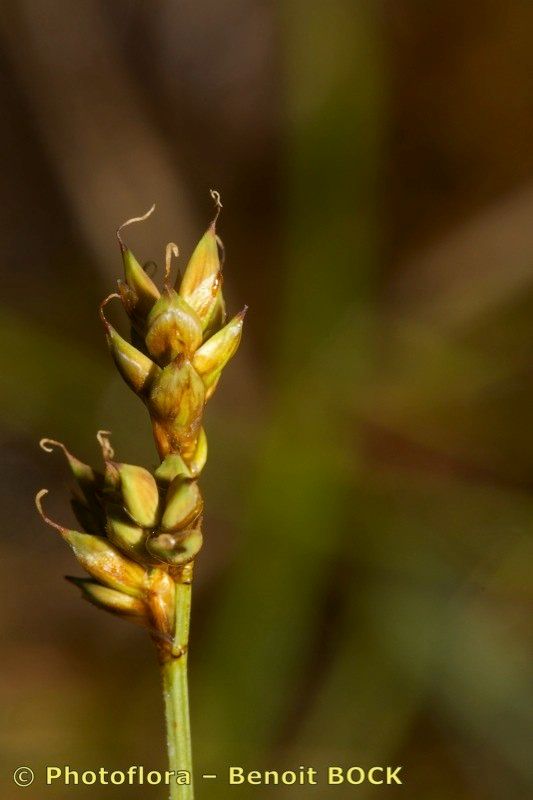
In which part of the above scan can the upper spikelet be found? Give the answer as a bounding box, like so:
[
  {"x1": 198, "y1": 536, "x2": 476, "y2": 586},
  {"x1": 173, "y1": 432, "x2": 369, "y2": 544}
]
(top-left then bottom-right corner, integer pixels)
[{"x1": 105, "y1": 191, "x2": 245, "y2": 460}]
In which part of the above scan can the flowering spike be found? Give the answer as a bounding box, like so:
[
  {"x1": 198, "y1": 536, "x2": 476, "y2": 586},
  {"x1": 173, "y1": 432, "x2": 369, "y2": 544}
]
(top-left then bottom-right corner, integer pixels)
[{"x1": 38, "y1": 198, "x2": 246, "y2": 783}]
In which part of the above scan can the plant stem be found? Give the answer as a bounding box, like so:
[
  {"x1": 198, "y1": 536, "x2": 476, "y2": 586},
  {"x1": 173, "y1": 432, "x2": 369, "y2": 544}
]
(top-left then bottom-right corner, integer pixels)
[{"x1": 161, "y1": 569, "x2": 194, "y2": 800}]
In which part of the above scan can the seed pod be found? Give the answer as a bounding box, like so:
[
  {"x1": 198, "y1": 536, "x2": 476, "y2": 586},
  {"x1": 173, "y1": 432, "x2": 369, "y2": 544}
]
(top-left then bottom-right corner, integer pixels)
[
  {"x1": 105, "y1": 504, "x2": 150, "y2": 564},
  {"x1": 66, "y1": 577, "x2": 148, "y2": 622},
  {"x1": 149, "y1": 355, "x2": 205, "y2": 421},
  {"x1": 178, "y1": 225, "x2": 223, "y2": 329},
  {"x1": 161, "y1": 478, "x2": 202, "y2": 532},
  {"x1": 146, "y1": 528, "x2": 203, "y2": 566},
  {"x1": 103, "y1": 317, "x2": 159, "y2": 396},
  {"x1": 64, "y1": 530, "x2": 147, "y2": 596},
  {"x1": 115, "y1": 463, "x2": 160, "y2": 527},
  {"x1": 145, "y1": 288, "x2": 203, "y2": 365},
  {"x1": 193, "y1": 308, "x2": 246, "y2": 391}
]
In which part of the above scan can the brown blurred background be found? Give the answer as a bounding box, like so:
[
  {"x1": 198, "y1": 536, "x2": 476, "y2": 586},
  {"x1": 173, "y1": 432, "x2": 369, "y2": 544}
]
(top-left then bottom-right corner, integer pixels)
[{"x1": 1, "y1": 1, "x2": 532, "y2": 798}]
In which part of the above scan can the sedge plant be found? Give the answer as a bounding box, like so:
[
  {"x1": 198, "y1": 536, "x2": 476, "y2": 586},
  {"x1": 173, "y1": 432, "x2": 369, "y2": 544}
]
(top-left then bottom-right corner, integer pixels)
[{"x1": 36, "y1": 192, "x2": 245, "y2": 800}]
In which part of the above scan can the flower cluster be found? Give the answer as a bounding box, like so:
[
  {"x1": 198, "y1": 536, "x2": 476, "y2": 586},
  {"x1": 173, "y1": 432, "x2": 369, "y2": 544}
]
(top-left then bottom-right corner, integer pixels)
[
  {"x1": 36, "y1": 196, "x2": 245, "y2": 657},
  {"x1": 105, "y1": 195, "x2": 245, "y2": 461}
]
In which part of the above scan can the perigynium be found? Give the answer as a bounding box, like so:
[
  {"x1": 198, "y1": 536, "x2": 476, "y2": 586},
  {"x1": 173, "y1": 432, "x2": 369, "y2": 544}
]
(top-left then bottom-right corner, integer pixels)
[{"x1": 36, "y1": 192, "x2": 245, "y2": 800}]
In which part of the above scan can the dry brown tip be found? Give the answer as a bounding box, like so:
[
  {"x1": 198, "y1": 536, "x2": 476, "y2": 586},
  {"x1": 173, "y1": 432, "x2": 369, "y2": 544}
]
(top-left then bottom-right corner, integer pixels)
[
  {"x1": 116, "y1": 204, "x2": 156, "y2": 249},
  {"x1": 164, "y1": 242, "x2": 179, "y2": 286},
  {"x1": 39, "y1": 437, "x2": 67, "y2": 455},
  {"x1": 99, "y1": 293, "x2": 121, "y2": 329},
  {"x1": 96, "y1": 430, "x2": 115, "y2": 460},
  {"x1": 35, "y1": 489, "x2": 64, "y2": 533},
  {"x1": 209, "y1": 188, "x2": 223, "y2": 228}
]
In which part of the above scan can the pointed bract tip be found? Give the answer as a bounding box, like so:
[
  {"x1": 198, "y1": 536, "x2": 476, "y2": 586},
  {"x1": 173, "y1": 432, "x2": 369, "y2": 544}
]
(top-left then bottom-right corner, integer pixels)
[
  {"x1": 116, "y1": 204, "x2": 156, "y2": 248},
  {"x1": 39, "y1": 437, "x2": 66, "y2": 455},
  {"x1": 238, "y1": 305, "x2": 249, "y2": 320},
  {"x1": 96, "y1": 430, "x2": 115, "y2": 460},
  {"x1": 35, "y1": 489, "x2": 64, "y2": 533},
  {"x1": 164, "y1": 242, "x2": 179, "y2": 285},
  {"x1": 209, "y1": 189, "x2": 223, "y2": 228},
  {"x1": 99, "y1": 293, "x2": 121, "y2": 329}
]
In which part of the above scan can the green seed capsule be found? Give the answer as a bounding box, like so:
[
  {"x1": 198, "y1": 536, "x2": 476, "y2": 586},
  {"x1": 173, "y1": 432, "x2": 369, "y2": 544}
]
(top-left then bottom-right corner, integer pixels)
[
  {"x1": 161, "y1": 478, "x2": 202, "y2": 532},
  {"x1": 105, "y1": 321, "x2": 160, "y2": 396},
  {"x1": 193, "y1": 307, "x2": 246, "y2": 391},
  {"x1": 115, "y1": 463, "x2": 160, "y2": 527},
  {"x1": 105, "y1": 504, "x2": 149, "y2": 563},
  {"x1": 146, "y1": 528, "x2": 203, "y2": 566}
]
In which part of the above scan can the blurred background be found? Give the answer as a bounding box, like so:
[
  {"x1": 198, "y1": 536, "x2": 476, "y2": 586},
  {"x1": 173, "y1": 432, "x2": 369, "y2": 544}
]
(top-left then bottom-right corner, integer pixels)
[{"x1": 0, "y1": 1, "x2": 532, "y2": 798}]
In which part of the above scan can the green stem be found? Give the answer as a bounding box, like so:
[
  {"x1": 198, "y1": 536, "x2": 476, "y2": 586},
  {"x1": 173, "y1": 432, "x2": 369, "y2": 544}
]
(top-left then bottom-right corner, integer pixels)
[{"x1": 161, "y1": 574, "x2": 194, "y2": 800}]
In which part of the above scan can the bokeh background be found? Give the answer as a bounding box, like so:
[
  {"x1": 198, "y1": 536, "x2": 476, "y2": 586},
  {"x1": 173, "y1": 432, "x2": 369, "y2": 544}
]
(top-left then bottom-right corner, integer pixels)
[{"x1": 1, "y1": 1, "x2": 532, "y2": 798}]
